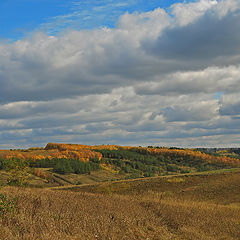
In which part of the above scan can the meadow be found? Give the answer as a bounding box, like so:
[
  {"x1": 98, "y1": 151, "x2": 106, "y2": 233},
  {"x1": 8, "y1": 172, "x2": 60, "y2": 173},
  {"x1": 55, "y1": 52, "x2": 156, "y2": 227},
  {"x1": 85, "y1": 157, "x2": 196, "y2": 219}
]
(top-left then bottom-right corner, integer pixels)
[
  {"x1": 0, "y1": 168, "x2": 239, "y2": 240},
  {"x1": 0, "y1": 144, "x2": 240, "y2": 239}
]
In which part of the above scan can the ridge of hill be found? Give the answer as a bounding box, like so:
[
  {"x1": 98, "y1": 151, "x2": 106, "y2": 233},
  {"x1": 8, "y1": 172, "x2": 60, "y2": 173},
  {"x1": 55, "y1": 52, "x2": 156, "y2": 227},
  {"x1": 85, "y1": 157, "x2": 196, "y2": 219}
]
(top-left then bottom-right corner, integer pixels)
[
  {"x1": 0, "y1": 143, "x2": 239, "y2": 167},
  {"x1": 0, "y1": 143, "x2": 240, "y2": 187}
]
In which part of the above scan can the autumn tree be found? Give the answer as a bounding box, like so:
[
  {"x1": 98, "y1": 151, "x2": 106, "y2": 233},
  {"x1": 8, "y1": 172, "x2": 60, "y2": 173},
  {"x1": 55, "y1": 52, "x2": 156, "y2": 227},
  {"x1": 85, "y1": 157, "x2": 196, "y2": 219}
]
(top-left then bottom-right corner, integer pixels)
[{"x1": 4, "y1": 158, "x2": 30, "y2": 186}]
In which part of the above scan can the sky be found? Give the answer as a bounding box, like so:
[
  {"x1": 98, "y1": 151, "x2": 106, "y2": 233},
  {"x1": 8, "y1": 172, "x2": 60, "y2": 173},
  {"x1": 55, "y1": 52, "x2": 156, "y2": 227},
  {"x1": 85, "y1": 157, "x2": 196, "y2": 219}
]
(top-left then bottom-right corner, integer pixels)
[
  {"x1": 0, "y1": 0, "x2": 240, "y2": 149},
  {"x1": 0, "y1": 0, "x2": 183, "y2": 39}
]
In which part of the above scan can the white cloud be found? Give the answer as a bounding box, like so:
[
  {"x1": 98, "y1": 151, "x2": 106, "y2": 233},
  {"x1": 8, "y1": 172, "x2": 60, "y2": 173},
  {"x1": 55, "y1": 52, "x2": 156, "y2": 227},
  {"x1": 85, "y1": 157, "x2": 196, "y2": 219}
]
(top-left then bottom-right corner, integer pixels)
[
  {"x1": 135, "y1": 65, "x2": 240, "y2": 95},
  {"x1": 219, "y1": 93, "x2": 240, "y2": 116},
  {"x1": 215, "y1": 0, "x2": 240, "y2": 18},
  {"x1": 0, "y1": 0, "x2": 240, "y2": 148},
  {"x1": 162, "y1": 100, "x2": 219, "y2": 122},
  {"x1": 171, "y1": 0, "x2": 218, "y2": 26}
]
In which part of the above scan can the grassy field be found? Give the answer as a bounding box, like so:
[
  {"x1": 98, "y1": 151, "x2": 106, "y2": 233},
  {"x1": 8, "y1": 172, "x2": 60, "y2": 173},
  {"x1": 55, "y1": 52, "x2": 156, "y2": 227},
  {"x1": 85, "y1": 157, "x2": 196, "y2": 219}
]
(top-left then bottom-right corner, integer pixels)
[
  {"x1": 0, "y1": 168, "x2": 239, "y2": 240},
  {"x1": 55, "y1": 168, "x2": 240, "y2": 205},
  {"x1": 0, "y1": 168, "x2": 127, "y2": 188}
]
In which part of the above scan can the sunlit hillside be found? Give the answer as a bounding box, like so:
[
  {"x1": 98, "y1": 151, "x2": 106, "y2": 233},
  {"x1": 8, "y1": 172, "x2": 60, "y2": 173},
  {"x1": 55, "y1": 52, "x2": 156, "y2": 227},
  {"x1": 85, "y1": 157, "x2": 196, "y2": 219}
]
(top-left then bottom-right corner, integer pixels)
[
  {"x1": 0, "y1": 144, "x2": 240, "y2": 239},
  {"x1": 0, "y1": 169, "x2": 239, "y2": 240},
  {"x1": 1, "y1": 143, "x2": 239, "y2": 167},
  {"x1": 0, "y1": 144, "x2": 240, "y2": 188}
]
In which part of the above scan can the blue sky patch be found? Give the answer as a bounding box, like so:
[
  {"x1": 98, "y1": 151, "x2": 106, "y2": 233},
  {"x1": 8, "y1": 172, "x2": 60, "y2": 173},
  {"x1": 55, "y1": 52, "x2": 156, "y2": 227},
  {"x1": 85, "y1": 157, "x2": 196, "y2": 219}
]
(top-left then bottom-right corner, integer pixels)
[
  {"x1": 0, "y1": 0, "x2": 186, "y2": 40},
  {"x1": 213, "y1": 91, "x2": 224, "y2": 100}
]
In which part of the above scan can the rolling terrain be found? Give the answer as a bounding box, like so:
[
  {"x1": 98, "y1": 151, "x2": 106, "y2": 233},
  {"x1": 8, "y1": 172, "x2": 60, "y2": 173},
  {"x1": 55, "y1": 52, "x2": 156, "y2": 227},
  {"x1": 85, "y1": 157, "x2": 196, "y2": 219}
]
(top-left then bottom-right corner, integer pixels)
[
  {"x1": 0, "y1": 143, "x2": 240, "y2": 239},
  {"x1": 1, "y1": 143, "x2": 240, "y2": 188},
  {"x1": 0, "y1": 169, "x2": 239, "y2": 240}
]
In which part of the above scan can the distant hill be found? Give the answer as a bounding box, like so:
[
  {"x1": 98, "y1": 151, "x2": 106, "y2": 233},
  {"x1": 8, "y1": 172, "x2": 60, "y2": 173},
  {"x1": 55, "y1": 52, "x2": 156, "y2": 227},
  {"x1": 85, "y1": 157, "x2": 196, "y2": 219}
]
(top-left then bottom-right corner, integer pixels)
[{"x1": 0, "y1": 143, "x2": 240, "y2": 187}]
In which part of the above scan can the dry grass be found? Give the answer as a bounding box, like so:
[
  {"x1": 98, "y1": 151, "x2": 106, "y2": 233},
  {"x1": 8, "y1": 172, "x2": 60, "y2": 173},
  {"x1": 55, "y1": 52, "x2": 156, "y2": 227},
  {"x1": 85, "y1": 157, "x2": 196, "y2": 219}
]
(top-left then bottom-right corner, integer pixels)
[
  {"x1": 0, "y1": 188, "x2": 168, "y2": 240},
  {"x1": 63, "y1": 169, "x2": 240, "y2": 204},
  {"x1": 0, "y1": 170, "x2": 240, "y2": 240},
  {"x1": 0, "y1": 168, "x2": 127, "y2": 188}
]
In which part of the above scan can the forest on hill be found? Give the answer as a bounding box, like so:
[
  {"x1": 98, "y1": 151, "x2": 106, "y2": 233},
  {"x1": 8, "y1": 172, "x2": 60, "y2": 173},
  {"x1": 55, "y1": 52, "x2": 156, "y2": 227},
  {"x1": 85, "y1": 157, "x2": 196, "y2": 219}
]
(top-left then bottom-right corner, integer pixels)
[{"x1": 0, "y1": 143, "x2": 240, "y2": 187}]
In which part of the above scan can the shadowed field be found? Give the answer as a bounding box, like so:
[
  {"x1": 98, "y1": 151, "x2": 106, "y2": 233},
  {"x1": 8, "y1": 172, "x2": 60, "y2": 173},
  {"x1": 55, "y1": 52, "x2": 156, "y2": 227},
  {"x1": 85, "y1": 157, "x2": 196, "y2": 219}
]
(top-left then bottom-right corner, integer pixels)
[
  {"x1": 62, "y1": 168, "x2": 240, "y2": 204},
  {"x1": 0, "y1": 169, "x2": 240, "y2": 240}
]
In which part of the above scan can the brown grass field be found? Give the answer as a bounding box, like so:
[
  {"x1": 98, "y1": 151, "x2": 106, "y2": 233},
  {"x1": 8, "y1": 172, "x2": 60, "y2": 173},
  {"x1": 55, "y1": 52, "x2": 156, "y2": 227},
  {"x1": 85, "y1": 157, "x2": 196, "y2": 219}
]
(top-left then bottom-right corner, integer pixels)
[{"x1": 0, "y1": 169, "x2": 240, "y2": 240}]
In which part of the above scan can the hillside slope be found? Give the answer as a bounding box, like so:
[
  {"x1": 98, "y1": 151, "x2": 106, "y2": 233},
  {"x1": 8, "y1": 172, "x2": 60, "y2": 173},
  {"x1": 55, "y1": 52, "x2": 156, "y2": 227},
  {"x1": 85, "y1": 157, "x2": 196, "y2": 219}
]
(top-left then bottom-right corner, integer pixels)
[{"x1": 0, "y1": 169, "x2": 239, "y2": 240}]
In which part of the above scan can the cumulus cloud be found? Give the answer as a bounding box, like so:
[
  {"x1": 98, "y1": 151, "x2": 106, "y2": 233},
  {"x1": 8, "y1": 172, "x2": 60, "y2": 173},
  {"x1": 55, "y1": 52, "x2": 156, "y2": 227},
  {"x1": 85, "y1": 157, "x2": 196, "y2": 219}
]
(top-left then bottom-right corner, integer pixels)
[
  {"x1": 135, "y1": 65, "x2": 240, "y2": 95},
  {"x1": 143, "y1": 2, "x2": 240, "y2": 65},
  {"x1": 171, "y1": 0, "x2": 218, "y2": 26},
  {"x1": 219, "y1": 93, "x2": 240, "y2": 116},
  {"x1": 162, "y1": 100, "x2": 219, "y2": 122},
  {"x1": 0, "y1": 0, "x2": 240, "y2": 148}
]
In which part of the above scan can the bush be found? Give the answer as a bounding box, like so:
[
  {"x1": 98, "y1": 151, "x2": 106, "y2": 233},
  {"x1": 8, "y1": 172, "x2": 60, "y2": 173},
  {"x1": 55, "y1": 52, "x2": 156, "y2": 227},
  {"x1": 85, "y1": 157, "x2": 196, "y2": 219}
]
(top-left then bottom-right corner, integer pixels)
[
  {"x1": 0, "y1": 158, "x2": 4, "y2": 170},
  {"x1": 197, "y1": 164, "x2": 211, "y2": 172},
  {"x1": 166, "y1": 165, "x2": 179, "y2": 172},
  {"x1": 180, "y1": 169, "x2": 190, "y2": 174},
  {"x1": 4, "y1": 158, "x2": 30, "y2": 186},
  {"x1": 0, "y1": 193, "x2": 17, "y2": 218},
  {"x1": 144, "y1": 172, "x2": 155, "y2": 177}
]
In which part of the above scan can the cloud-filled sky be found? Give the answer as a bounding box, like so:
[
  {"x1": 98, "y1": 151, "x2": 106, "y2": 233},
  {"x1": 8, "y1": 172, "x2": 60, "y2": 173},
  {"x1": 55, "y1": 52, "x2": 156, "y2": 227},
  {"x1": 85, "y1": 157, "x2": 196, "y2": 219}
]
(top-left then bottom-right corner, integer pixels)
[{"x1": 0, "y1": 0, "x2": 240, "y2": 149}]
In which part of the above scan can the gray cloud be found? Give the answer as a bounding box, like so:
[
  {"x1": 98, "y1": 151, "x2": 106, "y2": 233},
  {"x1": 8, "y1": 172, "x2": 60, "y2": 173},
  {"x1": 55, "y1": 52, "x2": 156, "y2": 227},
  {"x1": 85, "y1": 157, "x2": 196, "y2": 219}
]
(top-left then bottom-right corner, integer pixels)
[
  {"x1": 0, "y1": 0, "x2": 240, "y2": 148},
  {"x1": 219, "y1": 93, "x2": 240, "y2": 116},
  {"x1": 1, "y1": 1, "x2": 239, "y2": 104},
  {"x1": 143, "y1": 8, "x2": 240, "y2": 63},
  {"x1": 220, "y1": 103, "x2": 240, "y2": 116},
  {"x1": 162, "y1": 101, "x2": 218, "y2": 122},
  {"x1": 135, "y1": 65, "x2": 240, "y2": 95}
]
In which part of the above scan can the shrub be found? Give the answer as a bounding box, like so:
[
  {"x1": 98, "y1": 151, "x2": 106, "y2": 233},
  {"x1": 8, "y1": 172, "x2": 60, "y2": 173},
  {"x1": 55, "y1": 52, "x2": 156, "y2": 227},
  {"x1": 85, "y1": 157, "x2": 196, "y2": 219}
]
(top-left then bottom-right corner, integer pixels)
[
  {"x1": 0, "y1": 158, "x2": 4, "y2": 170},
  {"x1": 143, "y1": 172, "x2": 155, "y2": 177},
  {"x1": 0, "y1": 193, "x2": 17, "y2": 218},
  {"x1": 4, "y1": 158, "x2": 30, "y2": 186},
  {"x1": 166, "y1": 165, "x2": 179, "y2": 172},
  {"x1": 32, "y1": 168, "x2": 48, "y2": 179},
  {"x1": 180, "y1": 169, "x2": 190, "y2": 174}
]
